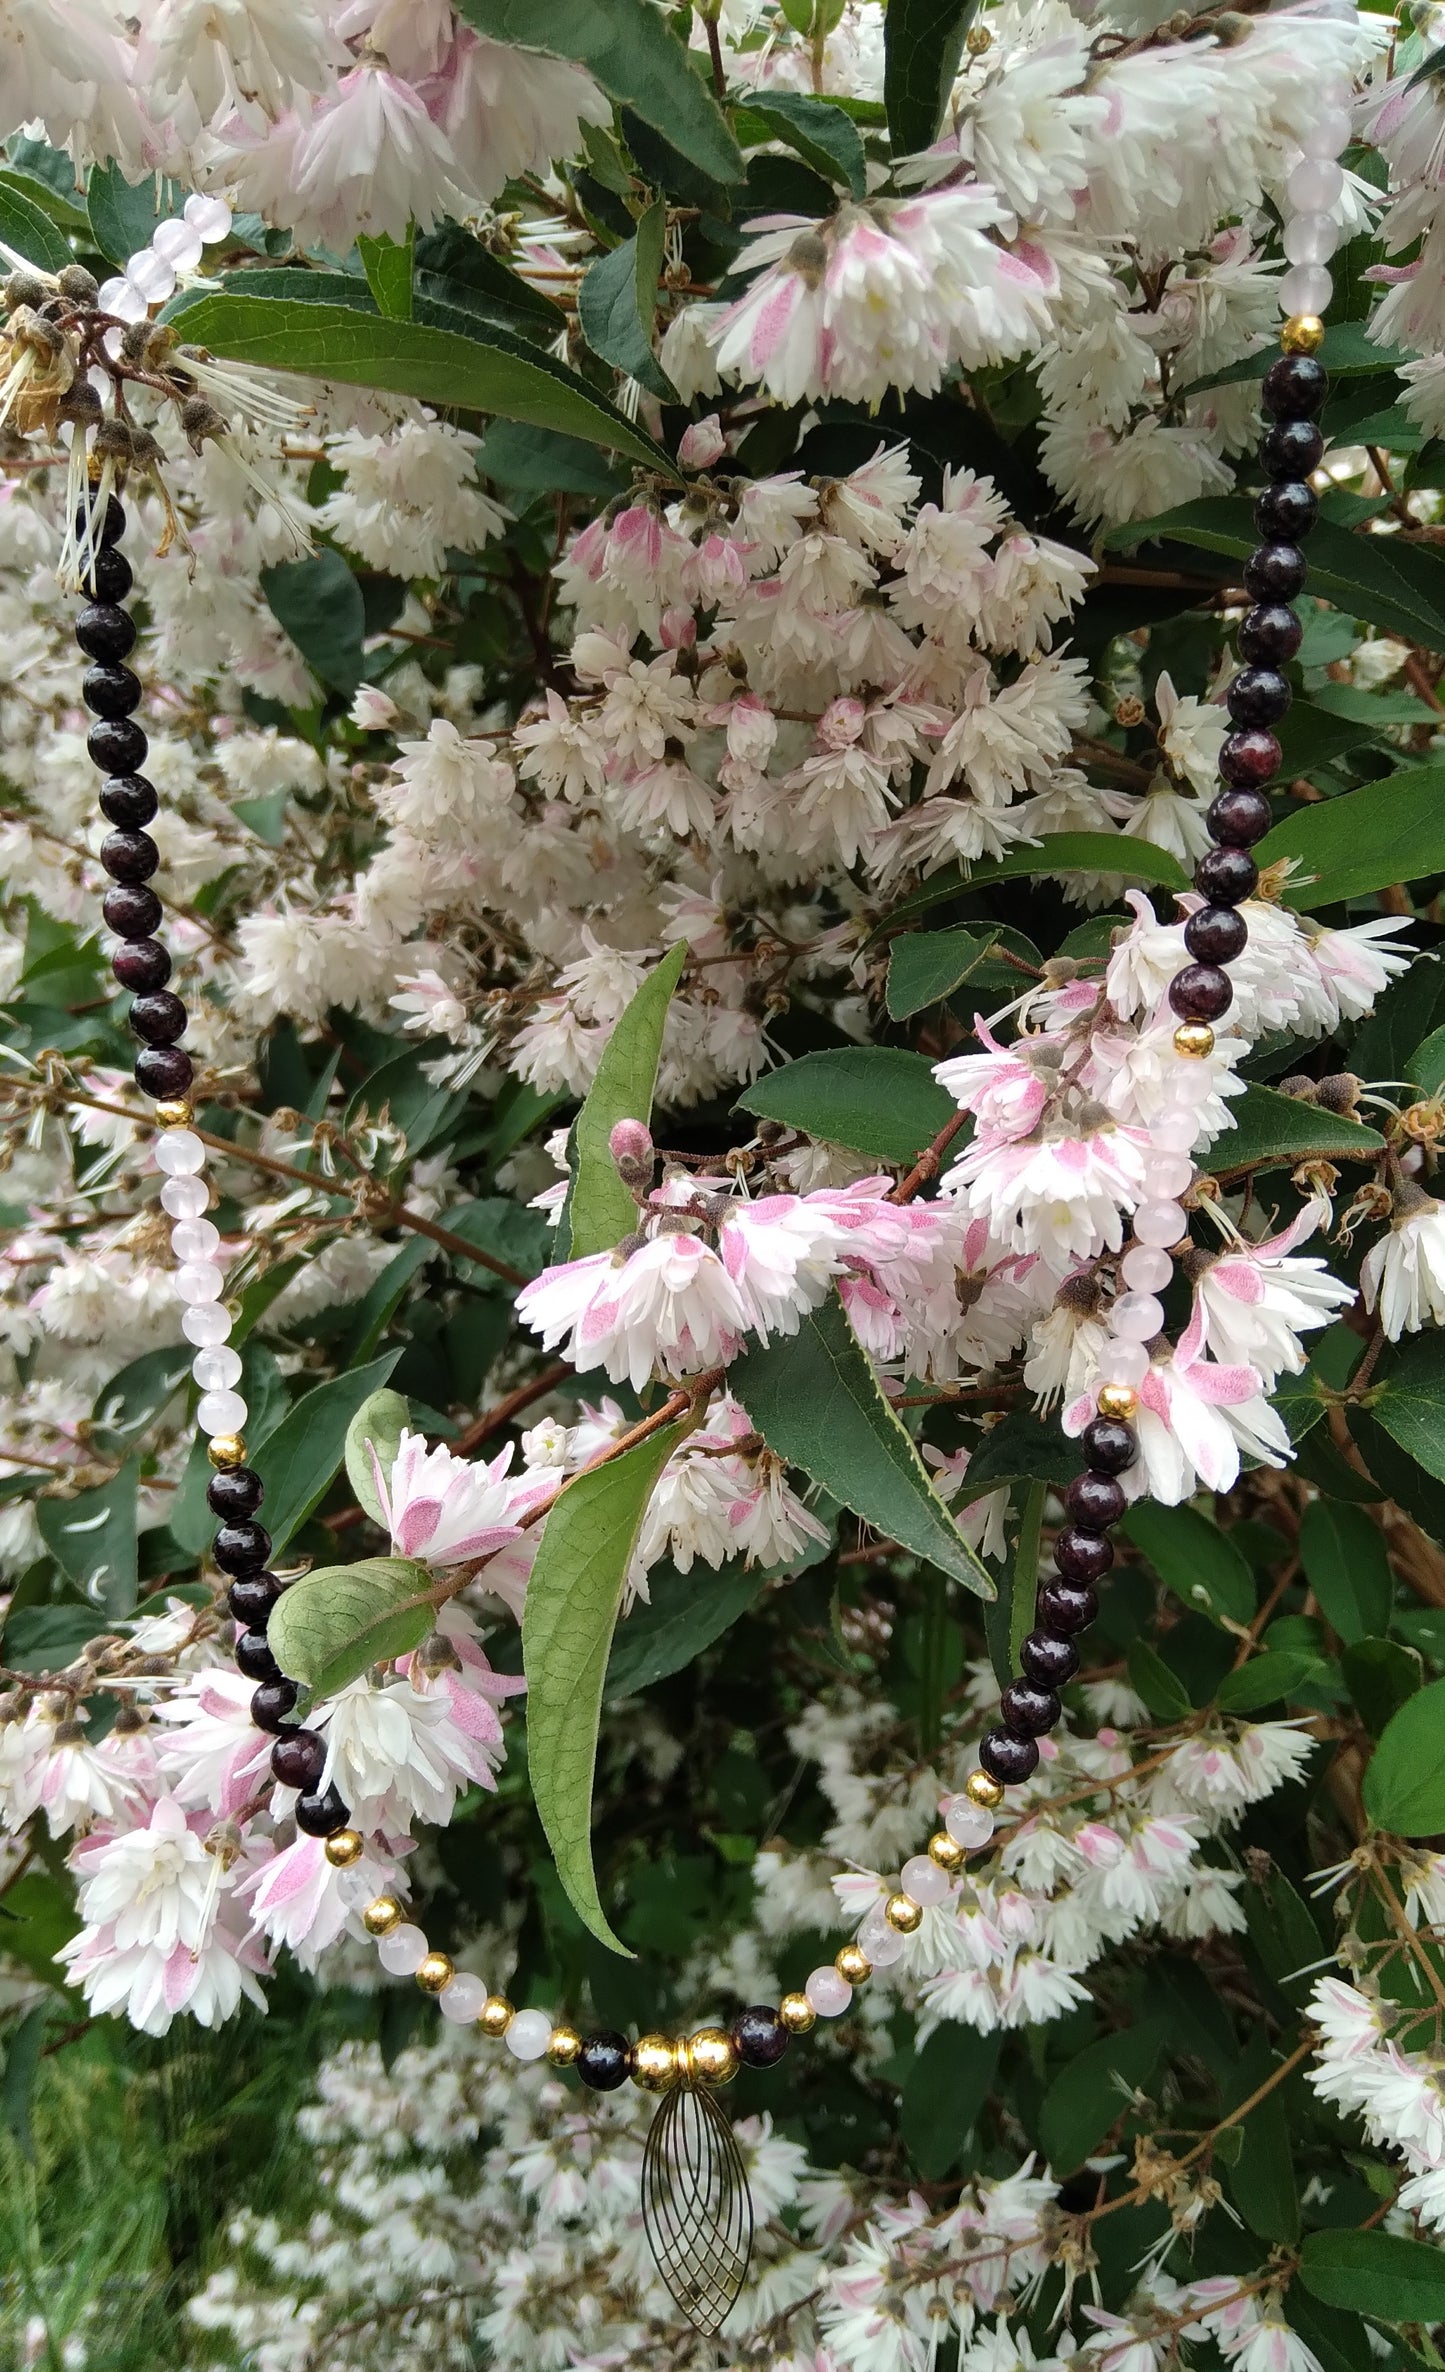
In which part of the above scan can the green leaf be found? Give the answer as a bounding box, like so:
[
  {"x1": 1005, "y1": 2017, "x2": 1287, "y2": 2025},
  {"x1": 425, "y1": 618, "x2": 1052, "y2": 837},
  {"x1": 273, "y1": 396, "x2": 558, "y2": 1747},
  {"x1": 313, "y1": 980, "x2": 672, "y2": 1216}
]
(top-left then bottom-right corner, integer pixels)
[
  {"x1": 875, "y1": 832, "x2": 1188, "y2": 931},
  {"x1": 1370, "y1": 1332, "x2": 1445, "y2": 1487},
  {"x1": 577, "y1": 197, "x2": 674, "y2": 399},
  {"x1": 268, "y1": 1557, "x2": 435, "y2": 1700},
  {"x1": 344, "y1": 1388, "x2": 412, "y2": 1529},
  {"x1": 1244, "y1": 1864, "x2": 1325, "y2": 2001},
  {"x1": 886, "y1": 926, "x2": 1000, "y2": 1020},
  {"x1": 564, "y1": 940, "x2": 687, "y2": 1260},
  {"x1": 1408, "y1": 1022, "x2": 1445, "y2": 1096},
  {"x1": 1226, "y1": 2052, "x2": 1299, "y2": 2242},
  {"x1": 1128, "y1": 1638, "x2": 1193, "y2": 1720},
  {"x1": 1298, "y1": 1500, "x2": 1394, "y2": 1644},
  {"x1": 605, "y1": 1556, "x2": 773, "y2": 1698},
  {"x1": 736, "y1": 1047, "x2": 956, "y2": 1162},
  {"x1": 901, "y1": 2027, "x2": 1000, "y2": 2180},
  {"x1": 452, "y1": 0, "x2": 744, "y2": 186},
  {"x1": 86, "y1": 163, "x2": 171, "y2": 269},
  {"x1": 36, "y1": 1461, "x2": 138, "y2": 1619},
  {"x1": 0, "y1": 179, "x2": 71, "y2": 273},
  {"x1": 2, "y1": 2001, "x2": 48, "y2": 2159},
  {"x1": 166, "y1": 294, "x2": 677, "y2": 476},
  {"x1": 342, "y1": 1238, "x2": 432, "y2": 1365},
  {"x1": 89, "y1": 1346, "x2": 190, "y2": 1457},
  {"x1": 1300, "y1": 2229, "x2": 1445, "y2": 2323},
  {"x1": 1206, "y1": 1083, "x2": 1385, "y2": 1178},
  {"x1": 1122, "y1": 1502, "x2": 1255, "y2": 1630},
  {"x1": 523, "y1": 1419, "x2": 691, "y2": 1952},
  {"x1": 249, "y1": 1350, "x2": 402, "y2": 1556},
  {"x1": 986, "y1": 1480, "x2": 1044, "y2": 1692},
  {"x1": 476, "y1": 419, "x2": 624, "y2": 498},
  {"x1": 884, "y1": 0, "x2": 979, "y2": 155},
  {"x1": 737, "y1": 92, "x2": 867, "y2": 197},
  {"x1": 342, "y1": 1046, "x2": 468, "y2": 1161},
  {"x1": 0, "y1": 1873, "x2": 79, "y2": 1989},
  {"x1": 415, "y1": 222, "x2": 565, "y2": 339},
  {"x1": 445, "y1": 1195, "x2": 550, "y2": 1287},
  {"x1": 952, "y1": 1411, "x2": 1081, "y2": 1497},
  {"x1": 1344, "y1": 1636, "x2": 1422, "y2": 1738},
  {"x1": 260, "y1": 549, "x2": 367, "y2": 695},
  {"x1": 1215, "y1": 1649, "x2": 1321, "y2": 1713},
  {"x1": 1256, "y1": 761, "x2": 1445, "y2": 910},
  {"x1": 357, "y1": 226, "x2": 413, "y2": 320},
  {"x1": 729, "y1": 1290, "x2": 993, "y2": 1597},
  {"x1": 1363, "y1": 1675, "x2": 1445, "y2": 1834},
  {"x1": 1038, "y1": 2018, "x2": 1167, "y2": 2172},
  {"x1": 1275, "y1": 696, "x2": 1404, "y2": 777},
  {"x1": 1184, "y1": 320, "x2": 1410, "y2": 395}
]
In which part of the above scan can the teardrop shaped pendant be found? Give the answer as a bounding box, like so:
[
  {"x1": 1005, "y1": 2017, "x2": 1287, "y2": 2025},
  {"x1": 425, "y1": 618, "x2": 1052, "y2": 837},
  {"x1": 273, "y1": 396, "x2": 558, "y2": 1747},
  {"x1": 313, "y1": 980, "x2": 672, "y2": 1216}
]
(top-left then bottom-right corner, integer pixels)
[{"x1": 641, "y1": 2078, "x2": 754, "y2": 2335}]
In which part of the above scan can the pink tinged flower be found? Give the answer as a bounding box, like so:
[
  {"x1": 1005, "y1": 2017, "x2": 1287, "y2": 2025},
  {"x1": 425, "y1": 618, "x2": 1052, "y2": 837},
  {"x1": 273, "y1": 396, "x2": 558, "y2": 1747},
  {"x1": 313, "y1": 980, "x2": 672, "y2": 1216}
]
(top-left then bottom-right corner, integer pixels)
[
  {"x1": 933, "y1": 1024, "x2": 1050, "y2": 1140},
  {"x1": 152, "y1": 1670, "x2": 272, "y2": 1816},
  {"x1": 717, "y1": 1195, "x2": 846, "y2": 1339},
  {"x1": 1193, "y1": 1231, "x2": 1352, "y2": 1385},
  {"x1": 1066, "y1": 1304, "x2": 1288, "y2": 1503},
  {"x1": 945, "y1": 1122, "x2": 1150, "y2": 1268},
  {"x1": 518, "y1": 1233, "x2": 751, "y2": 1391},
  {"x1": 369, "y1": 1429, "x2": 524, "y2": 1566},
  {"x1": 241, "y1": 1833, "x2": 403, "y2": 1966},
  {"x1": 1360, "y1": 1187, "x2": 1445, "y2": 1340},
  {"x1": 678, "y1": 414, "x2": 727, "y2": 468},
  {"x1": 290, "y1": 64, "x2": 465, "y2": 247},
  {"x1": 58, "y1": 1795, "x2": 268, "y2": 2035}
]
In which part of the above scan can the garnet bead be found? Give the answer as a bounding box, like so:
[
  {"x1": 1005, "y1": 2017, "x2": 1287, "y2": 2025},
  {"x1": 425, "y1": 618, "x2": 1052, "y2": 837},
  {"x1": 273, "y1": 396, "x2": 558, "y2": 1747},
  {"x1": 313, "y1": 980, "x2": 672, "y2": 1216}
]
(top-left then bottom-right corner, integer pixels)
[
  {"x1": 1064, "y1": 1471, "x2": 1126, "y2": 1531},
  {"x1": 99, "y1": 774, "x2": 158, "y2": 828},
  {"x1": 1218, "y1": 728, "x2": 1280, "y2": 788},
  {"x1": 1055, "y1": 1526, "x2": 1114, "y2": 1584},
  {"x1": 228, "y1": 1573, "x2": 279, "y2": 1627},
  {"x1": 271, "y1": 1728, "x2": 328, "y2": 1789},
  {"x1": 294, "y1": 1784, "x2": 351, "y2": 1837},
  {"x1": 979, "y1": 1726, "x2": 1039, "y2": 1784},
  {"x1": 1195, "y1": 846, "x2": 1258, "y2": 907},
  {"x1": 135, "y1": 1046, "x2": 193, "y2": 1100},
  {"x1": 210, "y1": 1467, "x2": 264, "y2": 1520},
  {"x1": 1255, "y1": 481, "x2": 1317, "y2": 543},
  {"x1": 1261, "y1": 418, "x2": 1324, "y2": 478},
  {"x1": 111, "y1": 939, "x2": 170, "y2": 993},
  {"x1": 213, "y1": 1519, "x2": 273, "y2": 1574},
  {"x1": 1226, "y1": 667, "x2": 1292, "y2": 728},
  {"x1": 103, "y1": 883, "x2": 162, "y2": 938},
  {"x1": 732, "y1": 2004, "x2": 792, "y2": 2068},
  {"x1": 76, "y1": 493, "x2": 126, "y2": 546},
  {"x1": 88, "y1": 546, "x2": 132, "y2": 602},
  {"x1": 1020, "y1": 1630, "x2": 1080, "y2": 1687},
  {"x1": 129, "y1": 990, "x2": 188, "y2": 1045},
  {"x1": 1262, "y1": 352, "x2": 1327, "y2": 419},
  {"x1": 75, "y1": 601, "x2": 136, "y2": 662},
  {"x1": 83, "y1": 661, "x2": 142, "y2": 718},
  {"x1": 1079, "y1": 1416, "x2": 1137, "y2": 1474},
  {"x1": 1243, "y1": 543, "x2": 1307, "y2": 603},
  {"x1": 235, "y1": 1629, "x2": 281, "y2": 1682},
  {"x1": 87, "y1": 716, "x2": 147, "y2": 774},
  {"x1": 1184, "y1": 905, "x2": 1249, "y2": 965},
  {"x1": 1168, "y1": 961, "x2": 1233, "y2": 1023},
  {"x1": 1034, "y1": 1577, "x2": 1099, "y2": 1635},
  {"x1": 1000, "y1": 1679, "x2": 1061, "y2": 1736},
  {"x1": 100, "y1": 828, "x2": 157, "y2": 882},
  {"x1": 1238, "y1": 605, "x2": 1302, "y2": 666},
  {"x1": 250, "y1": 1679, "x2": 300, "y2": 1731},
  {"x1": 1207, "y1": 788, "x2": 1272, "y2": 847},
  {"x1": 577, "y1": 2030, "x2": 633, "y2": 2090}
]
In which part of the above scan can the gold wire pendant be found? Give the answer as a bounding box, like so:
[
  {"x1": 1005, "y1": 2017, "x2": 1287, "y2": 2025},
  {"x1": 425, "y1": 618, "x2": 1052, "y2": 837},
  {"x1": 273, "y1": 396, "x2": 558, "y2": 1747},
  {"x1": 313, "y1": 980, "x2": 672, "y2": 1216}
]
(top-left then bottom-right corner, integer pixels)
[{"x1": 641, "y1": 2080, "x2": 754, "y2": 2334}]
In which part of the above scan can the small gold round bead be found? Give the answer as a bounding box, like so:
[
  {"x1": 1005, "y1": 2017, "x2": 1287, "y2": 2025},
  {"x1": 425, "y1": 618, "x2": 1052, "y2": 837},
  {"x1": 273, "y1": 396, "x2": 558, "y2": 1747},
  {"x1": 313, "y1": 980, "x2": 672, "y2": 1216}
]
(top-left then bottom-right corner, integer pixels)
[
  {"x1": 153, "y1": 1099, "x2": 193, "y2": 1128},
  {"x1": 778, "y1": 1991, "x2": 817, "y2": 2035},
  {"x1": 324, "y1": 1828, "x2": 364, "y2": 1869},
  {"x1": 1173, "y1": 1019, "x2": 1215, "y2": 1061},
  {"x1": 206, "y1": 1433, "x2": 246, "y2": 1470},
  {"x1": 928, "y1": 1829, "x2": 965, "y2": 1872},
  {"x1": 631, "y1": 2033, "x2": 680, "y2": 2091},
  {"x1": 680, "y1": 2026, "x2": 739, "y2": 2086},
  {"x1": 1281, "y1": 312, "x2": 1325, "y2": 356},
  {"x1": 1096, "y1": 1381, "x2": 1139, "y2": 1423},
  {"x1": 964, "y1": 21, "x2": 993, "y2": 50},
  {"x1": 547, "y1": 2023, "x2": 582, "y2": 2068},
  {"x1": 836, "y1": 1943, "x2": 872, "y2": 1986},
  {"x1": 884, "y1": 1891, "x2": 923, "y2": 1935},
  {"x1": 416, "y1": 1950, "x2": 454, "y2": 1995},
  {"x1": 965, "y1": 1769, "x2": 1006, "y2": 1811},
  {"x1": 362, "y1": 1895, "x2": 403, "y2": 1938},
  {"x1": 479, "y1": 1993, "x2": 514, "y2": 2037}
]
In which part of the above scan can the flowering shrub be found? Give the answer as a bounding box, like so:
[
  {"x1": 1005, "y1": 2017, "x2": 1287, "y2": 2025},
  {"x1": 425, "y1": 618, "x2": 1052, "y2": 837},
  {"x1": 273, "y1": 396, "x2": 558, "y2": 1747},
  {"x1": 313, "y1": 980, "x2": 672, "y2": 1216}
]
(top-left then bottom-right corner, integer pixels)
[{"x1": 7, "y1": 0, "x2": 1445, "y2": 2365}]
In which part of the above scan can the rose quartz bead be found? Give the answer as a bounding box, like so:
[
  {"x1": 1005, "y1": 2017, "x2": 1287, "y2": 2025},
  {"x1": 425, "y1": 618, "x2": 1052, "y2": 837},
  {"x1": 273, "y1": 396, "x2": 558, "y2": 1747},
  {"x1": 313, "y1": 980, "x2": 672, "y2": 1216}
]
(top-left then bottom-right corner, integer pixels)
[
  {"x1": 1151, "y1": 1116, "x2": 1197, "y2": 1157},
  {"x1": 377, "y1": 1923, "x2": 428, "y2": 1975},
  {"x1": 1121, "y1": 1244, "x2": 1172, "y2": 1293},
  {"x1": 1134, "y1": 1200, "x2": 1186, "y2": 1247},
  {"x1": 1280, "y1": 263, "x2": 1332, "y2": 316},
  {"x1": 197, "y1": 1388, "x2": 247, "y2": 1435},
  {"x1": 156, "y1": 1129, "x2": 205, "y2": 1175},
  {"x1": 1110, "y1": 1292, "x2": 1164, "y2": 1341},
  {"x1": 505, "y1": 2008, "x2": 553, "y2": 2060},
  {"x1": 805, "y1": 1966, "x2": 853, "y2": 2017},
  {"x1": 1288, "y1": 154, "x2": 1345, "y2": 209},
  {"x1": 1143, "y1": 1152, "x2": 1194, "y2": 1198},
  {"x1": 184, "y1": 192, "x2": 234, "y2": 241},
  {"x1": 171, "y1": 1218, "x2": 219, "y2": 1262},
  {"x1": 944, "y1": 1797, "x2": 994, "y2": 1848},
  {"x1": 182, "y1": 1302, "x2": 231, "y2": 1346},
  {"x1": 1163, "y1": 1066, "x2": 1214, "y2": 1107},
  {"x1": 858, "y1": 1916, "x2": 905, "y2": 1966},
  {"x1": 161, "y1": 1176, "x2": 208, "y2": 1219},
  {"x1": 338, "y1": 1868, "x2": 379, "y2": 1909},
  {"x1": 901, "y1": 1855, "x2": 950, "y2": 1905},
  {"x1": 192, "y1": 1346, "x2": 242, "y2": 1391},
  {"x1": 176, "y1": 1260, "x2": 224, "y2": 1304},
  {"x1": 439, "y1": 1971, "x2": 486, "y2": 2024},
  {"x1": 151, "y1": 216, "x2": 204, "y2": 271},
  {"x1": 1284, "y1": 212, "x2": 1339, "y2": 266},
  {"x1": 126, "y1": 246, "x2": 176, "y2": 303},
  {"x1": 1300, "y1": 108, "x2": 1352, "y2": 159},
  {"x1": 1102, "y1": 1341, "x2": 1150, "y2": 1387},
  {"x1": 97, "y1": 274, "x2": 147, "y2": 323}
]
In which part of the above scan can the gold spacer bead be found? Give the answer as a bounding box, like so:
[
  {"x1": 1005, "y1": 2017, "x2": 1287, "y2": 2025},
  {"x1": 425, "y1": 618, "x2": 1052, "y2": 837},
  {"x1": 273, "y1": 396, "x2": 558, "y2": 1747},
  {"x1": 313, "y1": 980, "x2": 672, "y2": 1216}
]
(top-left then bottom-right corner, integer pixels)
[
  {"x1": 965, "y1": 1769, "x2": 1006, "y2": 1811},
  {"x1": 207, "y1": 1433, "x2": 246, "y2": 1470},
  {"x1": 416, "y1": 1950, "x2": 454, "y2": 1995},
  {"x1": 778, "y1": 1991, "x2": 816, "y2": 2035},
  {"x1": 153, "y1": 1099, "x2": 193, "y2": 1128},
  {"x1": 884, "y1": 1891, "x2": 923, "y2": 1935},
  {"x1": 362, "y1": 1895, "x2": 403, "y2": 1938},
  {"x1": 836, "y1": 1943, "x2": 872, "y2": 1986},
  {"x1": 324, "y1": 1828, "x2": 364, "y2": 1869},
  {"x1": 547, "y1": 2023, "x2": 582, "y2": 2068},
  {"x1": 631, "y1": 2033, "x2": 680, "y2": 2091},
  {"x1": 929, "y1": 1829, "x2": 965, "y2": 1872},
  {"x1": 1173, "y1": 1019, "x2": 1215, "y2": 1061},
  {"x1": 1281, "y1": 312, "x2": 1325, "y2": 356},
  {"x1": 479, "y1": 1993, "x2": 514, "y2": 2037},
  {"x1": 680, "y1": 2026, "x2": 739, "y2": 2086},
  {"x1": 964, "y1": 21, "x2": 993, "y2": 50},
  {"x1": 1096, "y1": 1381, "x2": 1139, "y2": 1423}
]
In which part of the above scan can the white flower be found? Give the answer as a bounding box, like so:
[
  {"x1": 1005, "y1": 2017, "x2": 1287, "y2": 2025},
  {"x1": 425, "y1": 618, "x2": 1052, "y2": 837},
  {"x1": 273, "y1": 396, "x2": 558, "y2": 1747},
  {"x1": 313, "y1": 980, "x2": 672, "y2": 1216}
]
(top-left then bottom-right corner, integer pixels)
[
  {"x1": 1154, "y1": 670, "x2": 1227, "y2": 797},
  {"x1": 517, "y1": 1235, "x2": 752, "y2": 1391},
  {"x1": 141, "y1": 0, "x2": 338, "y2": 124},
  {"x1": 370, "y1": 1430, "x2": 525, "y2": 1567},
  {"x1": 1192, "y1": 1215, "x2": 1353, "y2": 1386},
  {"x1": 58, "y1": 1796, "x2": 265, "y2": 2036},
  {"x1": 1360, "y1": 1186, "x2": 1445, "y2": 1339},
  {"x1": 286, "y1": 62, "x2": 467, "y2": 247}
]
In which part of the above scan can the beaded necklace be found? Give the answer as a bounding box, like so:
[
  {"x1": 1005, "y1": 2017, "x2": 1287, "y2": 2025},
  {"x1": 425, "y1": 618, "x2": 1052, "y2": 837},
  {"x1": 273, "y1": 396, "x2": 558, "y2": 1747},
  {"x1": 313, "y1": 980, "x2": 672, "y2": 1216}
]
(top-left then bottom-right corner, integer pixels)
[{"x1": 73, "y1": 153, "x2": 1342, "y2": 2335}]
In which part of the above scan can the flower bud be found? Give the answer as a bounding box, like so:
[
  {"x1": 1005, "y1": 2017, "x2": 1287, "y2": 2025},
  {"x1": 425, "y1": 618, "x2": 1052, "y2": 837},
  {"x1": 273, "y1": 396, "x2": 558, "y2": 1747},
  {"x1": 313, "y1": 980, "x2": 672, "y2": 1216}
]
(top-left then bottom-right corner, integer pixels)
[{"x1": 609, "y1": 1119, "x2": 655, "y2": 1194}]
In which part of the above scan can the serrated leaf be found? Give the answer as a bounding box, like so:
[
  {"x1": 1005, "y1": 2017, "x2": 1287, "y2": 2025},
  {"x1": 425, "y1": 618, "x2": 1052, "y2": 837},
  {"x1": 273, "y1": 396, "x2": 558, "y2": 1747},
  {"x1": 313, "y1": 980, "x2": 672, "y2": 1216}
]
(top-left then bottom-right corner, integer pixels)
[
  {"x1": 1206, "y1": 1082, "x2": 1385, "y2": 1177},
  {"x1": 737, "y1": 92, "x2": 867, "y2": 197},
  {"x1": 453, "y1": 0, "x2": 744, "y2": 186},
  {"x1": 1369, "y1": 1332, "x2": 1445, "y2": 1488},
  {"x1": 1256, "y1": 760, "x2": 1445, "y2": 911},
  {"x1": 86, "y1": 163, "x2": 172, "y2": 270},
  {"x1": 0, "y1": 179, "x2": 70, "y2": 273},
  {"x1": 1298, "y1": 1500, "x2": 1394, "y2": 1644},
  {"x1": 344, "y1": 1388, "x2": 412, "y2": 1529},
  {"x1": 886, "y1": 926, "x2": 1000, "y2": 1020},
  {"x1": 35, "y1": 1461, "x2": 138, "y2": 1619},
  {"x1": 901, "y1": 2027, "x2": 1000, "y2": 2180},
  {"x1": 248, "y1": 1351, "x2": 402, "y2": 1556},
  {"x1": 577, "y1": 198, "x2": 674, "y2": 399},
  {"x1": 875, "y1": 832, "x2": 1188, "y2": 932},
  {"x1": 563, "y1": 940, "x2": 687, "y2": 1260},
  {"x1": 728, "y1": 1289, "x2": 993, "y2": 1597},
  {"x1": 1344, "y1": 1636, "x2": 1421, "y2": 1737},
  {"x1": 1226, "y1": 2048, "x2": 1299, "y2": 2242},
  {"x1": 357, "y1": 226, "x2": 413, "y2": 320},
  {"x1": 268, "y1": 1557, "x2": 435, "y2": 1701},
  {"x1": 1300, "y1": 2228, "x2": 1445, "y2": 2322},
  {"x1": 1128, "y1": 1637, "x2": 1193, "y2": 1720},
  {"x1": 1244, "y1": 1864, "x2": 1325, "y2": 1999},
  {"x1": 1038, "y1": 2018, "x2": 1167, "y2": 2172},
  {"x1": 1122, "y1": 1501, "x2": 1255, "y2": 1629},
  {"x1": 260, "y1": 549, "x2": 366, "y2": 694},
  {"x1": 524, "y1": 1420, "x2": 691, "y2": 1952},
  {"x1": 883, "y1": 0, "x2": 979, "y2": 154},
  {"x1": 1215, "y1": 1649, "x2": 1322, "y2": 1713},
  {"x1": 1362, "y1": 1675, "x2": 1445, "y2": 1835},
  {"x1": 736, "y1": 1047, "x2": 957, "y2": 1161},
  {"x1": 986, "y1": 1480, "x2": 1045, "y2": 1691}
]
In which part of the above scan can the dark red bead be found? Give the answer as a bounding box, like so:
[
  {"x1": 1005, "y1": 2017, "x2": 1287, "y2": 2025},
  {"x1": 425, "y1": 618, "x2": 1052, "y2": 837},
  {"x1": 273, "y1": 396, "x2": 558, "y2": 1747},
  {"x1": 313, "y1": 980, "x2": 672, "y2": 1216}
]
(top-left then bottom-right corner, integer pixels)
[
  {"x1": 103, "y1": 883, "x2": 162, "y2": 938},
  {"x1": 1034, "y1": 1577, "x2": 1099, "y2": 1635},
  {"x1": 99, "y1": 774, "x2": 157, "y2": 828},
  {"x1": 1079, "y1": 1417, "x2": 1137, "y2": 1474},
  {"x1": 87, "y1": 716, "x2": 147, "y2": 774},
  {"x1": 1055, "y1": 1526, "x2": 1115, "y2": 1584},
  {"x1": 135, "y1": 1046, "x2": 193, "y2": 1100},
  {"x1": 1000, "y1": 1679, "x2": 1061, "y2": 1736},
  {"x1": 1169, "y1": 961, "x2": 1233, "y2": 1022},
  {"x1": 979, "y1": 1726, "x2": 1039, "y2": 1785},
  {"x1": 1255, "y1": 481, "x2": 1317, "y2": 543},
  {"x1": 88, "y1": 546, "x2": 132, "y2": 602},
  {"x1": 271, "y1": 1728, "x2": 327, "y2": 1789},
  {"x1": 1065, "y1": 1471, "x2": 1126, "y2": 1531},
  {"x1": 228, "y1": 1573, "x2": 279, "y2": 1627},
  {"x1": 209, "y1": 1467, "x2": 264, "y2": 1520},
  {"x1": 1261, "y1": 418, "x2": 1324, "y2": 478},
  {"x1": 1238, "y1": 605, "x2": 1302, "y2": 666},
  {"x1": 235, "y1": 1628, "x2": 281, "y2": 1681},
  {"x1": 1184, "y1": 906, "x2": 1248, "y2": 965},
  {"x1": 1195, "y1": 846, "x2": 1258, "y2": 907},
  {"x1": 1226, "y1": 667, "x2": 1291, "y2": 728},
  {"x1": 250, "y1": 1679, "x2": 299, "y2": 1731},
  {"x1": 100, "y1": 828, "x2": 157, "y2": 883},
  {"x1": 1207, "y1": 789, "x2": 1273, "y2": 847},
  {"x1": 75, "y1": 494, "x2": 126, "y2": 547},
  {"x1": 294, "y1": 1784, "x2": 351, "y2": 1837},
  {"x1": 578, "y1": 2030, "x2": 633, "y2": 2090},
  {"x1": 1219, "y1": 728, "x2": 1280, "y2": 788},
  {"x1": 732, "y1": 2005, "x2": 792, "y2": 2068},
  {"x1": 1262, "y1": 353, "x2": 1327, "y2": 420},
  {"x1": 83, "y1": 661, "x2": 141, "y2": 719},
  {"x1": 129, "y1": 990, "x2": 187, "y2": 1046},
  {"x1": 214, "y1": 1519, "x2": 273, "y2": 1575},
  {"x1": 75, "y1": 601, "x2": 136, "y2": 662},
  {"x1": 111, "y1": 939, "x2": 170, "y2": 992},
  {"x1": 1020, "y1": 1630, "x2": 1080, "y2": 1687},
  {"x1": 1243, "y1": 543, "x2": 1307, "y2": 603}
]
